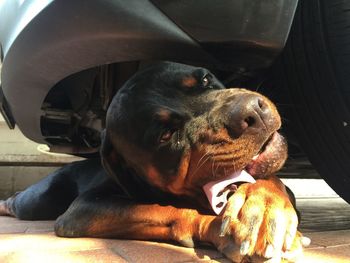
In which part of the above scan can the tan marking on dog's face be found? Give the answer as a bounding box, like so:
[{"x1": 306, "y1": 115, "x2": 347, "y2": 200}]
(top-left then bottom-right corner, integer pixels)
[
  {"x1": 185, "y1": 128, "x2": 257, "y2": 186},
  {"x1": 110, "y1": 135, "x2": 190, "y2": 194},
  {"x1": 182, "y1": 76, "x2": 198, "y2": 88},
  {"x1": 155, "y1": 108, "x2": 171, "y2": 122},
  {"x1": 165, "y1": 150, "x2": 192, "y2": 195}
]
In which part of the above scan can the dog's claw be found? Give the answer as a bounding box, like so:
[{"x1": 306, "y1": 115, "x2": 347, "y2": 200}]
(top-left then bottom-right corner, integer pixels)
[
  {"x1": 264, "y1": 244, "x2": 274, "y2": 258},
  {"x1": 220, "y1": 215, "x2": 231, "y2": 237},
  {"x1": 240, "y1": 240, "x2": 250, "y2": 255},
  {"x1": 301, "y1": 236, "x2": 311, "y2": 247},
  {"x1": 178, "y1": 237, "x2": 195, "y2": 248},
  {"x1": 264, "y1": 256, "x2": 281, "y2": 263}
]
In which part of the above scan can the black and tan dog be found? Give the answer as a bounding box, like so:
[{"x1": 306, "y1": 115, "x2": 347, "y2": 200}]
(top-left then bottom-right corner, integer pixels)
[{"x1": 0, "y1": 62, "x2": 307, "y2": 262}]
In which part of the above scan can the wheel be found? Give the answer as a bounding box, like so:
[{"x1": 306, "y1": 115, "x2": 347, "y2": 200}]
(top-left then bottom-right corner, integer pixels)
[{"x1": 275, "y1": 0, "x2": 350, "y2": 203}]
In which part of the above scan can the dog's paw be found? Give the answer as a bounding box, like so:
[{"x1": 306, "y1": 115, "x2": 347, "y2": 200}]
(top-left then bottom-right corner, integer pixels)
[
  {"x1": 0, "y1": 200, "x2": 9, "y2": 216},
  {"x1": 217, "y1": 180, "x2": 310, "y2": 262},
  {"x1": 54, "y1": 214, "x2": 85, "y2": 237}
]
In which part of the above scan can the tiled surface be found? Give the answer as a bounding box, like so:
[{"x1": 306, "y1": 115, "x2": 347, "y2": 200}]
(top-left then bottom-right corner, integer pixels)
[
  {"x1": 0, "y1": 217, "x2": 226, "y2": 263},
  {"x1": 306, "y1": 230, "x2": 350, "y2": 248},
  {"x1": 1, "y1": 216, "x2": 350, "y2": 263},
  {"x1": 301, "y1": 245, "x2": 350, "y2": 263}
]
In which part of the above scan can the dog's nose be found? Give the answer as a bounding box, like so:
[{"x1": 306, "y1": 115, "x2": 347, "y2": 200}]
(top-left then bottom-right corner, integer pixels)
[{"x1": 227, "y1": 94, "x2": 273, "y2": 137}]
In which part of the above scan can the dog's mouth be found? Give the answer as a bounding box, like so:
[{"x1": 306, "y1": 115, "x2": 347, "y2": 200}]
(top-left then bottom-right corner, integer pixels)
[
  {"x1": 254, "y1": 133, "x2": 276, "y2": 159},
  {"x1": 202, "y1": 132, "x2": 287, "y2": 214},
  {"x1": 208, "y1": 131, "x2": 286, "y2": 177},
  {"x1": 244, "y1": 132, "x2": 287, "y2": 177}
]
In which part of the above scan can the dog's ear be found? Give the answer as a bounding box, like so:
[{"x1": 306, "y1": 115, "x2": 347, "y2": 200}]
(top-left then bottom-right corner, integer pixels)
[{"x1": 100, "y1": 129, "x2": 131, "y2": 197}]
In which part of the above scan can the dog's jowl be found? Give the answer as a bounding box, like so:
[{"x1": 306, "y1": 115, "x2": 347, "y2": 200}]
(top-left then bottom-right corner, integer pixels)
[{"x1": 0, "y1": 62, "x2": 308, "y2": 262}]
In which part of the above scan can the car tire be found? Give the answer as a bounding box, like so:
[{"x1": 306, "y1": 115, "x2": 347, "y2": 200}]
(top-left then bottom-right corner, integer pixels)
[{"x1": 275, "y1": 0, "x2": 350, "y2": 203}]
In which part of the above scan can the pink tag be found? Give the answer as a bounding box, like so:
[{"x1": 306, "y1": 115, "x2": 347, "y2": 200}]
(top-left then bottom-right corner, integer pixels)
[{"x1": 203, "y1": 170, "x2": 255, "y2": 215}]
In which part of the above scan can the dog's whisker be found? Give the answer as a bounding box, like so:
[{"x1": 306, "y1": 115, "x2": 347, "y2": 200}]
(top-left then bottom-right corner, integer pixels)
[
  {"x1": 214, "y1": 160, "x2": 220, "y2": 175},
  {"x1": 197, "y1": 151, "x2": 215, "y2": 169},
  {"x1": 190, "y1": 152, "x2": 213, "y2": 178},
  {"x1": 231, "y1": 159, "x2": 237, "y2": 173},
  {"x1": 196, "y1": 151, "x2": 212, "y2": 169},
  {"x1": 211, "y1": 160, "x2": 216, "y2": 177},
  {"x1": 255, "y1": 82, "x2": 263, "y2": 92}
]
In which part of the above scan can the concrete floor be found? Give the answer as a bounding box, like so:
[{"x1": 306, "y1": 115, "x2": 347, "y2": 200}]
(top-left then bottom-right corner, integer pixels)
[{"x1": 0, "y1": 196, "x2": 350, "y2": 263}]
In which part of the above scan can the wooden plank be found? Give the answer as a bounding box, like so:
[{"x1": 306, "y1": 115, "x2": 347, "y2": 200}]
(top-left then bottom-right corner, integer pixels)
[{"x1": 298, "y1": 197, "x2": 350, "y2": 232}]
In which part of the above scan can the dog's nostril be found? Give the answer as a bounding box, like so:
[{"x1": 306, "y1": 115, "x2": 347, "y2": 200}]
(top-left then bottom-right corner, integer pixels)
[
  {"x1": 227, "y1": 96, "x2": 271, "y2": 137},
  {"x1": 244, "y1": 116, "x2": 256, "y2": 127},
  {"x1": 257, "y1": 98, "x2": 268, "y2": 111}
]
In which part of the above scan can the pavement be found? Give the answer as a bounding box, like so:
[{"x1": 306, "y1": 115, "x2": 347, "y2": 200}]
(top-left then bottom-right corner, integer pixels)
[{"x1": 0, "y1": 196, "x2": 350, "y2": 263}]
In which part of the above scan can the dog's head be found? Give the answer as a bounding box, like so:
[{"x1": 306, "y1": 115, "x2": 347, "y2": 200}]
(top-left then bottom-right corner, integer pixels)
[{"x1": 101, "y1": 62, "x2": 287, "y2": 202}]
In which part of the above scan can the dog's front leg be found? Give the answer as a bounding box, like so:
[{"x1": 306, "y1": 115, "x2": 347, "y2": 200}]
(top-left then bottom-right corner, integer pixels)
[{"x1": 54, "y1": 187, "x2": 228, "y2": 250}]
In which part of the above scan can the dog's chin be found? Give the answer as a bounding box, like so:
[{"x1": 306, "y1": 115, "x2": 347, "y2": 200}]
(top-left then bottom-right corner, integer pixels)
[{"x1": 244, "y1": 132, "x2": 287, "y2": 178}]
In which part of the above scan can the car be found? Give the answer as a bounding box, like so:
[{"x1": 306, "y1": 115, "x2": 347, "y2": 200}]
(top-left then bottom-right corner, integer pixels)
[{"x1": 0, "y1": 0, "x2": 349, "y2": 203}]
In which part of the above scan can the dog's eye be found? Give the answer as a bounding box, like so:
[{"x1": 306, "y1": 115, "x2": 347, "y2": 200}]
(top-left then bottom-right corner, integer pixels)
[
  {"x1": 159, "y1": 129, "x2": 174, "y2": 144},
  {"x1": 202, "y1": 74, "x2": 212, "y2": 88},
  {"x1": 203, "y1": 76, "x2": 209, "y2": 86}
]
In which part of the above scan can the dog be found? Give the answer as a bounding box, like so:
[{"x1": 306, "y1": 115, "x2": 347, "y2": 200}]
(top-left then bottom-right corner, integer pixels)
[{"x1": 0, "y1": 62, "x2": 307, "y2": 262}]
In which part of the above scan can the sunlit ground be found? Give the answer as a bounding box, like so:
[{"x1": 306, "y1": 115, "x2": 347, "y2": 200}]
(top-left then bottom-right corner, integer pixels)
[
  {"x1": 0, "y1": 230, "x2": 221, "y2": 263},
  {"x1": 0, "y1": 225, "x2": 349, "y2": 263}
]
